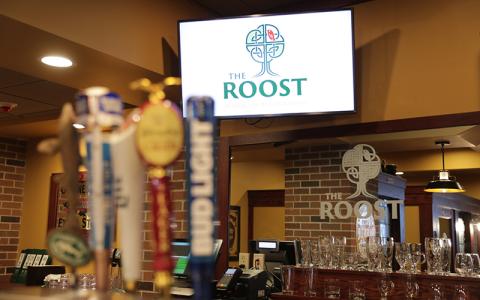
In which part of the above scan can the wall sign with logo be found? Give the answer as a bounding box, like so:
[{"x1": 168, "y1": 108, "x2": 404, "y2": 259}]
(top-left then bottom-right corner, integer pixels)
[
  {"x1": 179, "y1": 10, "x2": 355, "y2": 118},
  {"x1": 319, "y1": 144, "x2": 403, "y2": 225},
  {"x1": 47, "y1": 172, "x2": 90, "y2": 239}
]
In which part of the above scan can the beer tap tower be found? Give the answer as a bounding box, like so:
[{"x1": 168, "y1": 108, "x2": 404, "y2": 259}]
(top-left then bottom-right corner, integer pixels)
[{"x1": 131, "y1": 77, "x2": 183, "y2": 298}]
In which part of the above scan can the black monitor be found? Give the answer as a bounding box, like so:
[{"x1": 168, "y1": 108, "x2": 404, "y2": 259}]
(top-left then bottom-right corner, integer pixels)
[
  {"x1": 248, "y1": 240, "x2": 298, "y2": 270},
  {"x1": 171, "y1": 239, "x2": 223, "y2": 278}
]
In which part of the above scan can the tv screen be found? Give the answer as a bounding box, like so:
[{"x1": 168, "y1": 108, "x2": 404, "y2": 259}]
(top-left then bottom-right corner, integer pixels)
[{"x1": 178, "y1": 9, "x2": 355, "y2": 118}]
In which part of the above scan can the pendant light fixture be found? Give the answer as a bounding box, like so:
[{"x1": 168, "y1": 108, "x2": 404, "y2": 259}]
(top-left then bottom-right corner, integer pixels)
[{"x1": 424, "y1": 140, "x2": 465, "y2": 193}]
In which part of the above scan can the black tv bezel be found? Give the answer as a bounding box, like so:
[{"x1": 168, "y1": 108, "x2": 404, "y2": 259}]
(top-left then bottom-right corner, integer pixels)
[{"x1": 177, "y1": 8, "x2": 357, "y2": 120}]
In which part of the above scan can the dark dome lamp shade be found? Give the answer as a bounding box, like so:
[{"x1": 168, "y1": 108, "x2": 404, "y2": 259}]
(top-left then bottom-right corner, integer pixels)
[{"x1": 424, "y1": 140, "x2": 465, "y2": 193}]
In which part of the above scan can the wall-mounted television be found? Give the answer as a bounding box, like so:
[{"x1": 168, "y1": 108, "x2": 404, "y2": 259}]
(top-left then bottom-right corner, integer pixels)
[{"x1": 178, "y1": 9, "x2": 355, "y2": 119}]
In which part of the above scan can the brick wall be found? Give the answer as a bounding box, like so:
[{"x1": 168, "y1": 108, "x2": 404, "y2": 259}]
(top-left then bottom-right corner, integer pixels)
[
  {"x1": 138, "y1": 151, "x2": 187, "y2": 297},
  {"x1": 0, "y1": 137, "x2": 26, "y2": 282},
  {"x1": 284, "y1": 144, "x2": 378, "y2": 252}
]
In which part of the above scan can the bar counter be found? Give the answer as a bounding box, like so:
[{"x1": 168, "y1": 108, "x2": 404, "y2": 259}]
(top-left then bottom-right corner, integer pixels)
[
  {"x1": 0, "y1": 284, "x2": 188, "y2": 300},
  {"x1": 271, "y1": 267, "x2": 480, "y2": 300}
]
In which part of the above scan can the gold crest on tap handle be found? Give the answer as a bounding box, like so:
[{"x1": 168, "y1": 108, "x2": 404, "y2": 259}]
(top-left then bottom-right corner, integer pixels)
[{"x1": 130, "y1": 77, "x2": 181, "y2": 104}]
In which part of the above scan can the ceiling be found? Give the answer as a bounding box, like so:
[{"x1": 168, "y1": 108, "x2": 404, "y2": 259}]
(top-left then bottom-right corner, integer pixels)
[
  {"x1": 192, "y1": 0, "x2": 370, "y2": 16},
  {"x1": 0, "y1": 67, "x2": 74, "y2": 124},
  {"x1": 0, "y1": 14, "x2": 165, "y2": 133}
]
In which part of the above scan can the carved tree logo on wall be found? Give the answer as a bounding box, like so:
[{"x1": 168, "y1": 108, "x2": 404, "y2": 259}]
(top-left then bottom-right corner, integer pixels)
[
  {"x1": 246, "y1": 24, "x2": 285, "y2": 77},
  {"x1": 342, "y1": 144, "x2": 381, "y2": 199}
]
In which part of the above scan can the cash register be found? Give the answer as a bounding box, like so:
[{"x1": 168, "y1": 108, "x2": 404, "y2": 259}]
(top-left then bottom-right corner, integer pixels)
[
  {"x1": 248, "y1": 240, "x2": 299, "y2": 294},
  {"x1": 216, "y1": 267, "x2": 268, "y2": 300}
]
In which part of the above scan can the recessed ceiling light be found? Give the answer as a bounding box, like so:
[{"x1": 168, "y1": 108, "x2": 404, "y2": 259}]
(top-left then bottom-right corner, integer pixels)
[
  {"x1": 395, "y1": 171, "x2": 404, "y2": 175},
  {"x1": 73, "y1": 123, "x2": 85, "y2": 129},
  {"x1": 41, "y1": 56, "x2": 73, "y2": 68}
]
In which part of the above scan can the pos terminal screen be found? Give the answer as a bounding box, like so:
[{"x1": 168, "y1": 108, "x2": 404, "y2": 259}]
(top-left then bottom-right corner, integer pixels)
[
  {"x1": 171, "y1": 239, "x2": 223, "y2": 276},
  {"x1": 172, "y1": 241, "x2": 190, "y2": 276}
]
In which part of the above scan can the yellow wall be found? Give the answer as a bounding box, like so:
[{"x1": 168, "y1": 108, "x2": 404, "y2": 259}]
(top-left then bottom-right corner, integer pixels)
[
  {"x1": 221, "y1": 0, "x2": 480, "y2": 136},
  {"x1": 253, "y1": 207, "x2": 285, "y2": 240},
  {"x1": 405, "y1": 206, "x2": 420, "y2": 243},
  {"x1": 381, "y1": 148, "x2": 480, "y2": 199},
  {"x1": 459, "y1": 177, "x2": 480, "y2": 200},
  {"x1": 19, "y1": 140, "x2": 62, "y2": 251},
  {"x1": 230, "y1": 161, "x2": 285, "y2": 254},
  {"x1": 19, "y1": 140, "x2": 96, "y2": 273},
  {"x1": 381, "y1": 149, "x2": 480, "y2": 173}
]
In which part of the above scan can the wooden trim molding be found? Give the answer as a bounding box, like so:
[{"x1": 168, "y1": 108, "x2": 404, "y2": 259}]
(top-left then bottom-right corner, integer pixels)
[
  {"x1": 228, "y1": 111, "x2": 480, "y2": 146},
  {"x1": 47, "y1": 173, "x2": 62, "y2": 233},
  {"x1": 216, "y1": 136, "x2": 231, "y2": 279}
]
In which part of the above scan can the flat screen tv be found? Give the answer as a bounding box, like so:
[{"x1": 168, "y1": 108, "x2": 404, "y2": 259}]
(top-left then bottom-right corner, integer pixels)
[{"x1": 178, "y1": 9, "x2": 355, "y2": 119}]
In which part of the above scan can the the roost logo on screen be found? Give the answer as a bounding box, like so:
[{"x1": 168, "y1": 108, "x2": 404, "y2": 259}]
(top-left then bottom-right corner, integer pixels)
[{"x1": 223, "y1": 24, "x2": 307, "y2": 100}]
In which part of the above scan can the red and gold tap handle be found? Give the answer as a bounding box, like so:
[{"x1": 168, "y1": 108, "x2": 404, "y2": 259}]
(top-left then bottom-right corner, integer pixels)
[
  {"x1": 150, "y1": 171, "x2": 174, "y2": 294},
  {"x1": 131, "y1": 77, "x2": 182, "y2": 297}
]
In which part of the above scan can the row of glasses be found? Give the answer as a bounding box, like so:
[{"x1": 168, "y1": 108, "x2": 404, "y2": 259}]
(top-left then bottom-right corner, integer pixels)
[
  {"x1": 299, "y1": 236, "x2": 395, "y2": 272},
  {"x1": 283, "y1": 267, "x2": 474, "y2": 299},
  {"x1": 44, "y1": 273, "x2": 77, "y2": 289},
  {"x1": 282, "y1": 266, "x2": 396, "y2": 299},
  {"x1": 299, "y1": 236, "x2": 347, "y2": 269},
  {"x1": 283, "y1": 263, "x2": 476, "y2": 298},
  {"x1": 455, "y1": 253, "x2": 480, "y2": 276}
]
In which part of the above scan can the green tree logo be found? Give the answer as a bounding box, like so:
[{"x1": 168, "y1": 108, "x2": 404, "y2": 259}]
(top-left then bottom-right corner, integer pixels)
[{"x1": 246, "y1": 24, "x2": 284, "y2": 77}]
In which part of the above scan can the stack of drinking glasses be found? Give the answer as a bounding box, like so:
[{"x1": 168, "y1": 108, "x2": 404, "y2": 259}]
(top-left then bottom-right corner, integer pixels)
[
  {"x1": 330, "y1": 236, "x2": 346, "y2": 269},
  {"x1": 356, "y1": 237, "x2": 369, "y2": 270},
  {"x1": 395, "y1": 242, "x2": 410, "y2": 272},
  {"x1": 380, "y1": 237, "x2": 395, "y2": 271},
  {"x1": 395, "y1": 241, "x2": 427, "y2": 273},
  {"x1": 319, "y1": 235, "x2": 331, "y2": 268},
  {"x1": 362, "y1": 236, "x2": 394, "y2": 272},
  {"x1": 300, "y1": 239, "x2": 313, "y2": 267},
  {"x1": 409, "y1": 243, "x2": 426, "y2": 273},
  {"x1": 78, "y1": 273, "x2": 97, "y2": 289},
  {"x1": 425, "y1": 237, "x2": 452, "y2": 275},
  {"x1": 366, "y1": 237, "x2": 382, "y2": 271}
]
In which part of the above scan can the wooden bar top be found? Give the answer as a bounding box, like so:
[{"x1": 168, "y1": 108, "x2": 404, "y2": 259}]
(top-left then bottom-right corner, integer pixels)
[
  {"x1": 271, "y1": 267, "x2": 480, "y2": 300},
  {"x1": 0, "y1": 285, "x2": 191, "y2": 300}
]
